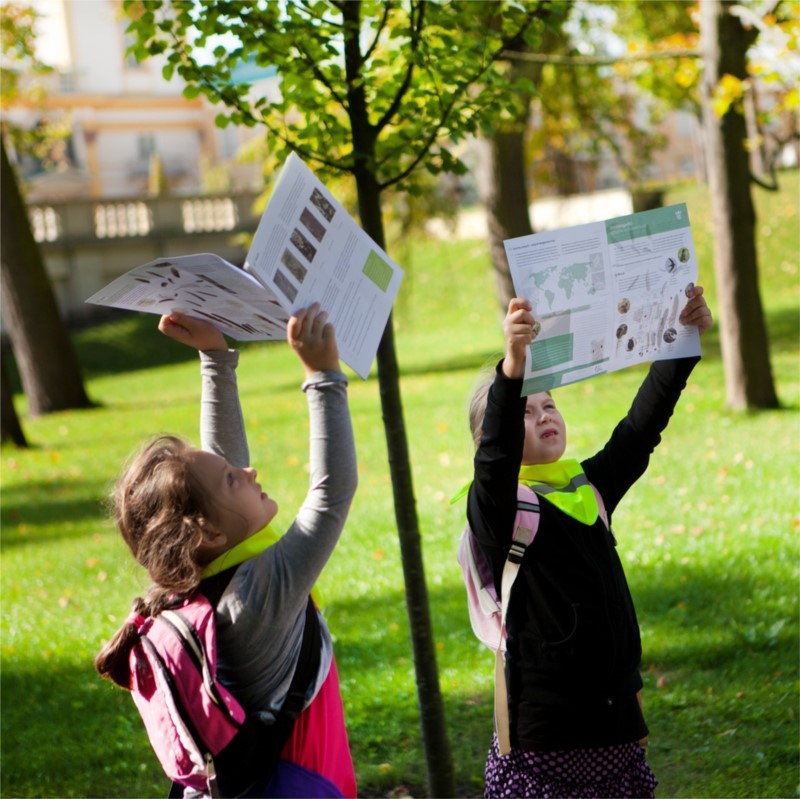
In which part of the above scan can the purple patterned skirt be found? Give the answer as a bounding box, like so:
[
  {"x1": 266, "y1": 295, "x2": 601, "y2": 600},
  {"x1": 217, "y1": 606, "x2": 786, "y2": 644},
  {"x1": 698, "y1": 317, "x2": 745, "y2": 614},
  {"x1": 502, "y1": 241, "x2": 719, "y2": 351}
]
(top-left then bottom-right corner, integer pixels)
[{"x1": 484, "y1": 734, "x2": 657, "y2": 799}]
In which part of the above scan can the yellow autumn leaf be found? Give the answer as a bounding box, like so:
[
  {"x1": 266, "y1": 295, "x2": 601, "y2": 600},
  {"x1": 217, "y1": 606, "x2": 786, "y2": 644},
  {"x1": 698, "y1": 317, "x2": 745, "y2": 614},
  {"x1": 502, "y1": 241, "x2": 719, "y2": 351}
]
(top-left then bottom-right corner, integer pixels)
[
  {"x1": 675, "y1": 67, "x2": 696, "y2": 89},
  {"x1": 711, "y1": 73, "x2": 745, "y2": 117}
]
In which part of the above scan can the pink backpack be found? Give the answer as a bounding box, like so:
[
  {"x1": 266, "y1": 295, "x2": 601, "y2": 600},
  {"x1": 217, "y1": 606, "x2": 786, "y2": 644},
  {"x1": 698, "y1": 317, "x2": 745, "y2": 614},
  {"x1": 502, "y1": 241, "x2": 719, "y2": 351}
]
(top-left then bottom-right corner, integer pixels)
[
  {"x1": 457, "y1": 483, "x2": 608, "y2": 653},
  {"x1": 127, "y1": 586, "x2": 320, "y2": 798},
  {"x1": 128, "y1": 593, "x2": 246, "y2": 796}
]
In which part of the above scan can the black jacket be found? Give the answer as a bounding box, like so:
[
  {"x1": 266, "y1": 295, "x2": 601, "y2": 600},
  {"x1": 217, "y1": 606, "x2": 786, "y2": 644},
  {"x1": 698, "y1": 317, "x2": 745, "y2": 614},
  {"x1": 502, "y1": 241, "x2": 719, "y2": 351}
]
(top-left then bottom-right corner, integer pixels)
[{"x1": 467, "y1": 357, "x2": 699, "y2": 750}]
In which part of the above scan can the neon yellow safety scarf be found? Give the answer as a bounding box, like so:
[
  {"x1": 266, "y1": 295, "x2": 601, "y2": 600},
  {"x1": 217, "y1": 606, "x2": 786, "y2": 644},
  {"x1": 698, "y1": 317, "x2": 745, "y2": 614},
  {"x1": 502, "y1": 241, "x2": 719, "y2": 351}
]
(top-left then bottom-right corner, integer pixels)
[
  {"x1": 202, "y1": 523, "x2": 321, "y2": 605},
  {"x1": 450, "y1": 459, "x2": 598, "y2": 526},
  {"x1": 518, "y1": 459, "x2": 598, "y2": 525},
  {"x1": 202, "y1": 524, "x2": 279, "y2": 578}
]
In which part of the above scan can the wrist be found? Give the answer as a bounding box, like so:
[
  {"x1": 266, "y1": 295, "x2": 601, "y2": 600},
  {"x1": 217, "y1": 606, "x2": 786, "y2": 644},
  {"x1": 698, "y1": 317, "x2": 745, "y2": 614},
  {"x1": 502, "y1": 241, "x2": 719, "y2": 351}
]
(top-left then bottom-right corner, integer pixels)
[{"x1": 502, "y1": 356, "x2": 525, "y2": 379}]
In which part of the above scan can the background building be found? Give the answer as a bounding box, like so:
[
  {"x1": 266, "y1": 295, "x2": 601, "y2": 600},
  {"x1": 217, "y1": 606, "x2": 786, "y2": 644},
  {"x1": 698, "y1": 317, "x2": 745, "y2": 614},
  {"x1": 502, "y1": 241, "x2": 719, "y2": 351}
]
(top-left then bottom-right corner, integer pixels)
[{"x1": 10, "y1": 0, "x2": 264, "y2": 201}]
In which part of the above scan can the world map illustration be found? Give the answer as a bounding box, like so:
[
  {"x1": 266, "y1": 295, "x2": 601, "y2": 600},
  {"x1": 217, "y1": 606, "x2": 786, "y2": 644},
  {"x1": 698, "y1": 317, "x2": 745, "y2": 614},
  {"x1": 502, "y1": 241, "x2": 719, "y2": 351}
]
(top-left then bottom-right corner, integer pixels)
[{"x1": 528, "y1": 259, "x2": 604, "y2": 310}]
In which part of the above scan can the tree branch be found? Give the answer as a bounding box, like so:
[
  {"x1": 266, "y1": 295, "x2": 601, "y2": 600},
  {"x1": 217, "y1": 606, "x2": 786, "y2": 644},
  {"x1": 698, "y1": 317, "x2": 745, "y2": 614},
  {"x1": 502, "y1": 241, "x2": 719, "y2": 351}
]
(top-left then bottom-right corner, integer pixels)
[
  {"x1": 379, "y1": 6, "x2": 547, "y2": 190},
  {"x1": 361, "y1": 1, "x2": 392, "y2": 63},
  {"x1": 293, "y1": 0, "x2": 344, "y2": 29},
  {"x1": 372, "y1": 0, "x2": 426, "y2": 135},
  {"x1": 502, "y1": 47, "x2": 700, "y2": 66},
  {"x1": 292, "y1": 39, "x2": 349, "y2": 109}
]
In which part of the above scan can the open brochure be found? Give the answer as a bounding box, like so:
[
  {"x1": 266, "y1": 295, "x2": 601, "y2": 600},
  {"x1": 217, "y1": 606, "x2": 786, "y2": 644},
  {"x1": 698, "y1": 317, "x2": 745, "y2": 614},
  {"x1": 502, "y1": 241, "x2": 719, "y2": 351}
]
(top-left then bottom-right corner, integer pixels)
[
  {"x1": 504, "y1": 203, "x2": 701, "y2": 395},
  {"x1": 86, "y1": 152, "x2": 404, "y2": 379}
]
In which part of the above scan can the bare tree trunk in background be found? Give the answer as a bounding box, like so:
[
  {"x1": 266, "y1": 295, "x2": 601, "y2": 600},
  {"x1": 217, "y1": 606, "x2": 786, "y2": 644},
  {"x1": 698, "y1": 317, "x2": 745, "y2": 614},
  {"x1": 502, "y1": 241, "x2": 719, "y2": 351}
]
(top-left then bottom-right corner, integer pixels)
[
  {"x1": 0, "y1": 137, "x2": 92, "y2": 416},
  {"x1": 1, "y1": 355, "x2": 28, "y2": 446},
  {"x1": 479, "y1": 26, "x2": 564, "y2": 313},
  {"x1": 480, "y1": 126, "x2": 534, "y2": 311},
  {"x1": 699, "y1": 0, "x2": 779, "y2": 409}
]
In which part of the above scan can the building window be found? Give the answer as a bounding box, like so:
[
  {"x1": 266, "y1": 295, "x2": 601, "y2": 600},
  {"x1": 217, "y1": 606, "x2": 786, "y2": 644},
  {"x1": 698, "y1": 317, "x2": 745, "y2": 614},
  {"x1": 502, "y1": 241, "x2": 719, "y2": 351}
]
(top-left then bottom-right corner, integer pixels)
[
  {"x1": 137, "y1": 135, "x2": 156, "y2": 160},
  {"x1": 29, "y1": 206, "x2": 61, "y2": 242},
  {"x1": 182, "y1": 198, "x2": 238, "y2": 233},
  {"x1": 94, "y1": 202, "x2": 152, "y2": 238}
]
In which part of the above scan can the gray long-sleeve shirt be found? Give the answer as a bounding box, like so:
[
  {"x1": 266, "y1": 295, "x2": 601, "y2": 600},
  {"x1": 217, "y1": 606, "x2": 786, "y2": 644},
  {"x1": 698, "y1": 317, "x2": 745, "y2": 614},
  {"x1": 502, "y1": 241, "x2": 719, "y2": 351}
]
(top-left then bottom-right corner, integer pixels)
[{"x1": 198, "y1": 350, "x2": 357, "y2": 722}]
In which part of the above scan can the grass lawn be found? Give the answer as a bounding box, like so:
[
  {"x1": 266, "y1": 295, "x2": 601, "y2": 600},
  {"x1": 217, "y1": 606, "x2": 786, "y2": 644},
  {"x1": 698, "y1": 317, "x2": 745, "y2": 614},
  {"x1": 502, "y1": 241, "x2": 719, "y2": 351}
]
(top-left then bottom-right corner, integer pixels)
[{"x1": 1, "y1": 171, "x2": 798, "y2": 798}]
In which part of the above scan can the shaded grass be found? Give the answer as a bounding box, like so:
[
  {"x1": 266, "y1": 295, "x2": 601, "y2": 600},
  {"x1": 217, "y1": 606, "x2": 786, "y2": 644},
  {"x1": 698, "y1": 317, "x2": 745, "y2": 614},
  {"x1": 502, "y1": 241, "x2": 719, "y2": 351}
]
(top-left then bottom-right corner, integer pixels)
[{"x1": 1, "y1": 172, "x2": 798, "y2": 798}]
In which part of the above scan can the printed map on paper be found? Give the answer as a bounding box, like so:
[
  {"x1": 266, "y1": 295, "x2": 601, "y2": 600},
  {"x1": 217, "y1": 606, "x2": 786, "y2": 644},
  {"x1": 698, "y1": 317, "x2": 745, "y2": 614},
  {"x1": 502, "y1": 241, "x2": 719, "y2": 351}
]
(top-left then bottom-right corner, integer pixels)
[{"x1": 504, "y1": 203, "x2": 701, "y2": 395}]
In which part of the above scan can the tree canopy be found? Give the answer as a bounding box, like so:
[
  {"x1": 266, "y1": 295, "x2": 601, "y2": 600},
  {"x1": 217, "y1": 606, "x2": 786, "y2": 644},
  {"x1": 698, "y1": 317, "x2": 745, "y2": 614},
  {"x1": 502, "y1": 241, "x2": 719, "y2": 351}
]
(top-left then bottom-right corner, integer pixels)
[{"x1": 124, "y1": 0, "x2": 562, "y2": 193}]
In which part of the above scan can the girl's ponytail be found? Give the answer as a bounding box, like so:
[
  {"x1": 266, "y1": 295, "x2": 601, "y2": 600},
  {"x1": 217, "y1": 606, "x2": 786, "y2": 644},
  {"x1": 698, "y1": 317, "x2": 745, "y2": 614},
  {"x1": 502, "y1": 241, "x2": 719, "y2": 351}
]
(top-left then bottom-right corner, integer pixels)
[
  {"x1": 94, "y1": 588, "x2": 177, "y2": 688},
  {"x1": 94, "y1": 596, "x2": 147, "y2": 688}
]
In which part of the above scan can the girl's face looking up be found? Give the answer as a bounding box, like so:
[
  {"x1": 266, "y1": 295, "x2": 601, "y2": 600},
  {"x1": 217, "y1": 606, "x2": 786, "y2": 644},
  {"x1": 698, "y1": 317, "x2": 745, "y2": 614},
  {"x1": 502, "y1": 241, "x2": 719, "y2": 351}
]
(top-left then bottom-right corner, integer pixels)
[
  {"x1": 522, "y1": 391, "x2": 567, "y2": 465},
  {"x1": 188, "y1": 450, "x2": 278, "y2": 553}
]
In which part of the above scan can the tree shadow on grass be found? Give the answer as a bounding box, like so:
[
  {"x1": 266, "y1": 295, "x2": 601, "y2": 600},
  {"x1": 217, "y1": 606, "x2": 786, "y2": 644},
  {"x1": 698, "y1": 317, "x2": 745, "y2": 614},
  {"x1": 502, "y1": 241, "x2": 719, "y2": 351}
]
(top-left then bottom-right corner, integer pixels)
[
  {"x1": 396, "y1": 348, "x2": 503, "y2": 380},
  {"x1": 0, "y1": 481, "x2": 107, "y2": 549},
  {"x1": 1, "y1": 662, "x2": 169, "y2": 799},
  {"x1": 6, "y1": 299, "x2": 794, "y2": 396},
  {"x1": 72, "y1": 311, "x2": 286, "y2": 380},
  {"x1": 766, "y1": 304, "x2": 800, "y2": 353},
  {"x1": 2, "y1": 311, "x2": 283, "y2": 392}
]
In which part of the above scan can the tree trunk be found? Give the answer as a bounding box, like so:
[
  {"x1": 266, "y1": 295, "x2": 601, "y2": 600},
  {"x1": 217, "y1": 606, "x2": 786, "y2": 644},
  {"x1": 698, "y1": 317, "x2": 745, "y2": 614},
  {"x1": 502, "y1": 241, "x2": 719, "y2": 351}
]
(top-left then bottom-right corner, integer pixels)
[
  {"x1": 699, "y1": 0, "x2": 779, "y2": 409},
  {"x1": 479, "y1": 128, "x2": 534, "y2": 311},
  {"x1": 479, "y1": 26, "x2": 564, "y2": 314},
  {"x1": 0, "y1": 137, "x2": 93, "y2": 416},
  {"x1": 341, "y1": 4, "x2": 454, "y2": 795},
  {"x1": 1, "y1": 354, "x2": 28, "y2": 447},
  {"x1": 355, "y1": 166, "x2": 455, "y2": 798}
]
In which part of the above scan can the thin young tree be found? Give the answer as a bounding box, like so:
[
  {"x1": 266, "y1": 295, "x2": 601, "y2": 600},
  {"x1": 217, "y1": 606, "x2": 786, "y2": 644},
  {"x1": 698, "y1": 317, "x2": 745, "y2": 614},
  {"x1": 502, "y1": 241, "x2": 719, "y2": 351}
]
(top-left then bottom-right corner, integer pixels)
[{"x1": 124, "y1": 1, "x2": 555, "y2": 794}]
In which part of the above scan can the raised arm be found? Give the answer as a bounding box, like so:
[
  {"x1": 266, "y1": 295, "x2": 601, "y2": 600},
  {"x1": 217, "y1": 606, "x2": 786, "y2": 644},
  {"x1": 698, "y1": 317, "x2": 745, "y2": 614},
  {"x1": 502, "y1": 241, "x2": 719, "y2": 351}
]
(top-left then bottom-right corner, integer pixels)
[
  {"x1": 225, "y1": 305, "x2": 357, "y2": 625},
  {"x1": 158, "y1": 312, "x2": 249, "y2": 468},
  {"x1": 468, "y1": 298, "x2": 535, "y2": 557},
  {"x1": 277, "y1": 303, "x2": 357, "y2": 592},
  {"x1": 584, "y1": 285, "x2": 713, "y2": 514}
]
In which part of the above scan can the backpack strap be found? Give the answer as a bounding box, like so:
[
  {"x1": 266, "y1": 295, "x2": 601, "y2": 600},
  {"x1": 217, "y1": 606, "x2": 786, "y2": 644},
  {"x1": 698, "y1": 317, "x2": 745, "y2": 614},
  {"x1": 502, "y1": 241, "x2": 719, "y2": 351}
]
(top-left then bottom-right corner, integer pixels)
[
  {"x1": 494, "y1": 485, "x2": 539, "y2": 757},
  {"x1": 493, "y1": 482, "x2": 609, "y2": 756}
]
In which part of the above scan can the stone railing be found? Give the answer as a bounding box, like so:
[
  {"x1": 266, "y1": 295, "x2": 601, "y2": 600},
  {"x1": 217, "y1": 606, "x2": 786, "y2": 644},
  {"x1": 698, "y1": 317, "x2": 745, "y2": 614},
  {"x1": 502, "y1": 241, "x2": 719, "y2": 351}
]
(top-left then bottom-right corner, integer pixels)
[{"x1": 28, "y1": 191, "x2": 262, "y2": 322}]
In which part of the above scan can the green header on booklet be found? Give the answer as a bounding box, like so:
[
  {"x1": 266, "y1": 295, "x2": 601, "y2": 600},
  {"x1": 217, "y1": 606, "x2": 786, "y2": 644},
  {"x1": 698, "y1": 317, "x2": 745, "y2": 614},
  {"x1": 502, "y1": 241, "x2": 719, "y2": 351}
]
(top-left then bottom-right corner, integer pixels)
[{"x1": 604, "y1": 203, "x2": 690, "y2": 244}]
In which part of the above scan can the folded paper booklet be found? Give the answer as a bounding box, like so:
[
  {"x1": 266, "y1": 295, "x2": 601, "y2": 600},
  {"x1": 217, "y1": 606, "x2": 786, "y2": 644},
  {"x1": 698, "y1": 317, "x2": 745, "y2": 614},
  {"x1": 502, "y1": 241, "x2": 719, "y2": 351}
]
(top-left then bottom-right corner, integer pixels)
[
  {"x1": 503, "y1": 203, "x2": 701, "y2": 395},
  {"x1": 86, "y1": 152, "x2": 404, "y2": 379}
]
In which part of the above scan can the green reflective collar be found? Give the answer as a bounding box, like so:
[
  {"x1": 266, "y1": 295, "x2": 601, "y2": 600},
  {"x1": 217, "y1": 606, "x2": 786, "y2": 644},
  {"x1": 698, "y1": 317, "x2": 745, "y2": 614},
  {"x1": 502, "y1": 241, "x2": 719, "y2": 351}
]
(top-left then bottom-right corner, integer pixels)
[
  {"x1": 450, "y1": 460, "x2": 598, "y2": 526},
  {"x1": 518, "y1": 459, "x2": 599, "y2": 525},
  {"x1": 202, "y1": 523, "x2": 322, "y2": 605},
  {"x1": 202, "y1": 524, "x2": 280, "y2": 578}
]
